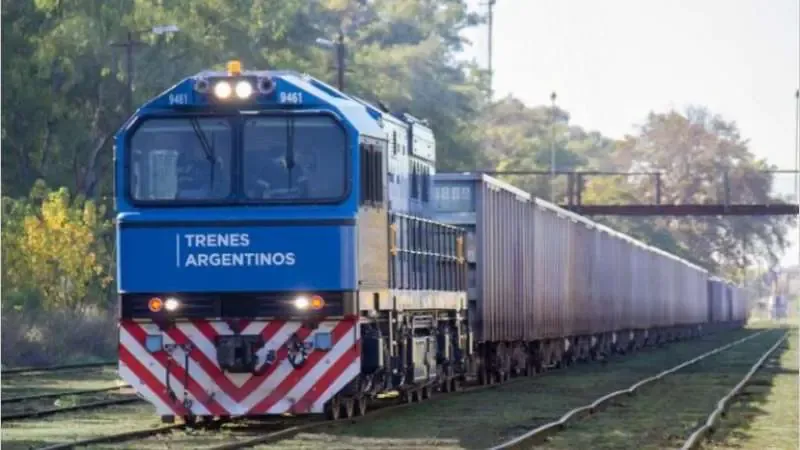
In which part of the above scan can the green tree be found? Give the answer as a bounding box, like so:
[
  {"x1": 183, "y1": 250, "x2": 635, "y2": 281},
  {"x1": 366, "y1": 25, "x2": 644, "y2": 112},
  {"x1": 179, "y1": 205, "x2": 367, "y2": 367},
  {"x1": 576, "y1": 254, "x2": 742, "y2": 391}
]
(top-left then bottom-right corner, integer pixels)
[
  {"x1": 609, "y1": 107, "x2": 796, "y2": 271},
  {"x1": 1, "y1": 181, "x2": 113, "y2": 312}
]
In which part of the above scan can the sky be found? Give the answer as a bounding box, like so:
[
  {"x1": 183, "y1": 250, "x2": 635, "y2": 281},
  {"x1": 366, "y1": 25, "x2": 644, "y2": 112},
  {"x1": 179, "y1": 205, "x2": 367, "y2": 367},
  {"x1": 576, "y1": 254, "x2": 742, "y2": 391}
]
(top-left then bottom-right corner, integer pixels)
[{"x1": 460, "y1": 0, "x2": 800, "y2": 267}]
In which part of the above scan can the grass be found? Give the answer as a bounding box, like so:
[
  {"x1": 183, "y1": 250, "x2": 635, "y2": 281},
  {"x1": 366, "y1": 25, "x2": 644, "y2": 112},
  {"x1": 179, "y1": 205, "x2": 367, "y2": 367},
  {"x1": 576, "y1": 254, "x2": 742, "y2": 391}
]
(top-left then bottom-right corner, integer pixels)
[
  {"x1": 1, "y1": 366, "x2": 123, "y2": 397},
  {"x1": 0, "y1": 367, "x2": 143, "y2": 450},
  {"x1": 527, "y1": 328, "x2": 791, "y2": 450},
  {"x1": 703, "y1": 328, "x2": 798, "y2": 450},
  {"x1": 251, "y1": 328, "x2": 770, "y2": 450},
  {"x1": 0, "y1": 402, "x2": 163, "y2": 450}
]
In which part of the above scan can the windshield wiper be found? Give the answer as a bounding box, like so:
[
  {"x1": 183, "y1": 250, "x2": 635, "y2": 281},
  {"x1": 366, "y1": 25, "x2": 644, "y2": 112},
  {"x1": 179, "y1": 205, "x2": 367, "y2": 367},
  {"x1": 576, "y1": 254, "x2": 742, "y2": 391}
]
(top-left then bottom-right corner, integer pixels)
[
  {"x1": 285, "y1": 117, "x2": 296, "y2": 189},
  {"x1": 190, "y1": 118, "x2": 217, "y2": 187}
]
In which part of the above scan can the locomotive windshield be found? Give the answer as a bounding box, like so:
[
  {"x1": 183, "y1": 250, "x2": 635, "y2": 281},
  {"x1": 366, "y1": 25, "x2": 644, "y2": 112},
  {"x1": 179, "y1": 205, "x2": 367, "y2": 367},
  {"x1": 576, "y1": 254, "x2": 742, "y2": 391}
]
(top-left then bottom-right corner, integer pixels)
[
  {"x1": 127, "y1": 115, "x2": 346, "y2": 203},
  {"x1": 130, "y1": 118, "x2": 233, "y2": 201},
  {"x1": 243, "y1": 116, "x2": 346, "y2": 201}
]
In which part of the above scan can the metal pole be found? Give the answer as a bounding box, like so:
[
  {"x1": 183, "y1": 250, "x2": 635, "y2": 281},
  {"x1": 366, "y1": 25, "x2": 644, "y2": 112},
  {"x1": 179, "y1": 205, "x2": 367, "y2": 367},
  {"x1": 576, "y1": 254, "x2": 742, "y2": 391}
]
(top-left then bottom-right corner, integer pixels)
[
  {"x1": 336, "y1": 31, "x2": 345, "y2": 91},
  {"x1": 125, "y1": 31, "x2": 134, "y2": 116},
  {"x1": 488, "y1": 0, "x2": 496, "y2": 98},
  {"x1": 111, "y1": 25, "x2": 178, "y2": 116},
  {"x1": 795, "y1": 89, "x2": 799, "y2": 208},
  {"x1": 550, "y1": 91, "x2": 557, "y2": 202}
]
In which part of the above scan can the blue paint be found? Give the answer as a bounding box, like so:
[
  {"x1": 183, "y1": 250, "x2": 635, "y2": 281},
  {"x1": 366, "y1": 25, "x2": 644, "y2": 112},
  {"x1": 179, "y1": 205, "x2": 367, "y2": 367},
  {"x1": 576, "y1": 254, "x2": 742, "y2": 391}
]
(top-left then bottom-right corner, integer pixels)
[{"x1": 118, "y1": 224, "x2": 356, "y2": 293}]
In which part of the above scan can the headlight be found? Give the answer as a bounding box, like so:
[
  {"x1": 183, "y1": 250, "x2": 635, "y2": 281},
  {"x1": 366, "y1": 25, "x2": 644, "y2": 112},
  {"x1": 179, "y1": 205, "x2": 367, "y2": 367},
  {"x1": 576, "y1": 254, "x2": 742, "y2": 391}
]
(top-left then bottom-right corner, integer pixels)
[
  {"x1": 294, "y1": 296, "x2": 310, "y2": 309},
  {"x1": 214, "y1": 81, "x2": 232, "y2": 99},
  {"x1": 293, "y1": 295, "x2": 325, "y2": 310},
  {"x1": 164, "y1": 297, "x2": 180, "y2": 312},
  {"x1": 235, "y1": 81, "x2": 253, "y2": 99}
]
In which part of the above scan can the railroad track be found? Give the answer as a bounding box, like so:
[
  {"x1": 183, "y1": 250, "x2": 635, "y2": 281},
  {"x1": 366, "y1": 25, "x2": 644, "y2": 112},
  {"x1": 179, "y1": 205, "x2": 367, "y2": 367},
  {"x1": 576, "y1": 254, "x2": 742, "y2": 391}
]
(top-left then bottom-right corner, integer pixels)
[
  {"x1": 6, "y1": 328, "x2": 773, "y2": 450},
  {"x1": 28, "y1": 328, "x2": 758, "y2": 450},
  {"x1": 1, "y1": 383, "x2": 140, "y2": 422},
  {"x1": 1, "y1": 361, "x2": 115, "y2": 377},
  {"x1": 680, "y1": 330, "x2": 792, "y2": 450},
  {"x1": 488, "y1": 327, "x2": 791, "y2": 450},
  {"x1": 204, "y1": 327, "x2": 776, "y2": 450}
]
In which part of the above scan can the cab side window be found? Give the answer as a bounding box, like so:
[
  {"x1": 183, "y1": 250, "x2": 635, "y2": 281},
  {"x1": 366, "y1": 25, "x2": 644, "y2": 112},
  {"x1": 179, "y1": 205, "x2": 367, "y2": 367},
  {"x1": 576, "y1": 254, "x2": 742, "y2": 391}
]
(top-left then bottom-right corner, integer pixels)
[{"x1": 360, "y1": 141, "x2": 384, "y2": 206}]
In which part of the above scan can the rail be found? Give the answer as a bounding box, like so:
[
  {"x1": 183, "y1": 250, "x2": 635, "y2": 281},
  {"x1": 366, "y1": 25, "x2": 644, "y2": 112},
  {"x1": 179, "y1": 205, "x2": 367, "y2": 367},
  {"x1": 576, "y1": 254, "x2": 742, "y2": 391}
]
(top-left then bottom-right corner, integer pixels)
[
  {"x1": 488, "y1": 330, "x2": 769, "y2": 450},
  {"x1": 1, "y1": 384, "x2": 131, "y2": 405},
  {"x1": 38, "y1": 424, "x2": 186, "y2": 450},
  {"x1": 1, "y1": 361, "x2": 115, "y2": 376},
  {"x1": 1, "y1": 397, "x2": 142, "y2": 421},
  {"x1": 680, "y1": 330, "x2": 791, "y2": 450}
]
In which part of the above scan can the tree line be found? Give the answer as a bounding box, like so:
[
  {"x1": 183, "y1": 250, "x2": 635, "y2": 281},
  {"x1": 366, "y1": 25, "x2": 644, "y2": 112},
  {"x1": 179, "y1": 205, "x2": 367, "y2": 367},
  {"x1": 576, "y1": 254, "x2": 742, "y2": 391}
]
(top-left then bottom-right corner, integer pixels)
[{"x1": 2, "y1": 0, "x2": 794, "y2": 320}]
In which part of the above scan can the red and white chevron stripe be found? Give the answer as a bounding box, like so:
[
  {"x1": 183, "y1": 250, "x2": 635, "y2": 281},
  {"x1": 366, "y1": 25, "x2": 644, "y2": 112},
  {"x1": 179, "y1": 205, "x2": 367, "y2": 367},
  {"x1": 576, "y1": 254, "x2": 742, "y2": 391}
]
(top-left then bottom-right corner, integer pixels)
[{"x1": 118, "y1": 317, "x2": 361, "y2": 416}]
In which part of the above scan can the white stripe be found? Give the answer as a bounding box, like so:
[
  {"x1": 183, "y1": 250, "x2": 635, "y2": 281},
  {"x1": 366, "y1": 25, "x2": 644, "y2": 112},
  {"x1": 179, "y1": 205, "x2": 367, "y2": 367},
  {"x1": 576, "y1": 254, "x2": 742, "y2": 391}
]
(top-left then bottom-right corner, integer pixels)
[
  {"x1": 267, "y1": 323, "x2": 356, "y2": 414},
  {"x1": 310, "y1": 358, "x2": 362, "y2": 413},
  {"x1": 161, "y1": 333, "x2": 242, "y2": 414},
  {"x1": 119, "y1": 363, "x2": 173, "y2": 416},
  {"x1": 176, "y1": 321, "x2": 298, "y2": 389},
  {"x1": 120, "y1": 327, "x2": 211, "y2": 416},
  {"x1": 241, "y1": 322, "x2": 336, "y2": 412}
]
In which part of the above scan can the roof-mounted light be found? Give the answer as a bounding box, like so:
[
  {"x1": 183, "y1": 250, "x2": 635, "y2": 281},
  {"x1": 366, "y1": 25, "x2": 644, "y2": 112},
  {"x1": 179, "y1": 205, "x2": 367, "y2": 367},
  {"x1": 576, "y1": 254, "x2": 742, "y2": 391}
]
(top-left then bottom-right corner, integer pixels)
[{"x1": 227, "y1": 60, "x2": 242, "y2": 76}]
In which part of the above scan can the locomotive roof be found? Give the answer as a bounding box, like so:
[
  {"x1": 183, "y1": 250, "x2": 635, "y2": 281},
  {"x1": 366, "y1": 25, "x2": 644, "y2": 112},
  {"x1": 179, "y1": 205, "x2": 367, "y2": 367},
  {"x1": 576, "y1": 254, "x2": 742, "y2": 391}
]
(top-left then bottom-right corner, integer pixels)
[{"x1": 128, "y1": 68, "x2": 386, "y2": 138}]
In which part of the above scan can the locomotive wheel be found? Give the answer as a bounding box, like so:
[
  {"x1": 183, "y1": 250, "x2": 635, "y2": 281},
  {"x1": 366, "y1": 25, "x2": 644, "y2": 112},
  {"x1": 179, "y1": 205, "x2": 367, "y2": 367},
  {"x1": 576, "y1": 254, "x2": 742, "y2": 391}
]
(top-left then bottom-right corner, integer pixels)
[
  {"x1": 355, "y1": 395, "x2": 368, "y2": 416},
  {"x1": 342, "y1": 397, "x2": 355, "y2": 419},
  {"x1": 183, "y1": 415, "x2": 197, "y2": 426},
  {"x1": 325, "y1": 395, "x2": 342, "y2": 420}
]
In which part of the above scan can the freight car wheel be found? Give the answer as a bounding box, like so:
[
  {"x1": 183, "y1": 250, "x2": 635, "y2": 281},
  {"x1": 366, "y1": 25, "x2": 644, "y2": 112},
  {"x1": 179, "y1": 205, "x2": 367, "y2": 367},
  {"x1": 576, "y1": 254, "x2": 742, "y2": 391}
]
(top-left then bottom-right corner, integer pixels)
[
  {"x1": 355, "y1": 395, "x2": 368, "y2": 416},
  {"x1": 422, "y1": 384, "x2": 433, "y2": 400},
  {"x1": 325, "y1": 395, "x2": 342, "y2": 420}
]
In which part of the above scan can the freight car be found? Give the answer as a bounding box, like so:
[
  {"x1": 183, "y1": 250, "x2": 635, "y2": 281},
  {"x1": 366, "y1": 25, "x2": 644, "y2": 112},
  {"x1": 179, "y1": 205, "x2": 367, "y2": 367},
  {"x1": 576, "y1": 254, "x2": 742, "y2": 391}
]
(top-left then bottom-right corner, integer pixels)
[
  {"x1": 432, "y1": 173, "x2": 710, "y2": 377},
  {"x1": 707, "y1": 277, "x2": 750, "y2": 328},
  {"x1": 114, "y1": 61, "x2": 742, "y2": 423}
]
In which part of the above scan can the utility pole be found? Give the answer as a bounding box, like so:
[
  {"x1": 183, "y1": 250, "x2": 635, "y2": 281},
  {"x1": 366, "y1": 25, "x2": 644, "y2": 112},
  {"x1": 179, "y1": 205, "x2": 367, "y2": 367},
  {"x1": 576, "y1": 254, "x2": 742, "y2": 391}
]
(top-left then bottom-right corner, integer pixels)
[
  {"x1": 316, "y1": 31, "x2": 346, "y2": 91},
  {"x1": 550, "y1": 91, "x2": 557, "y2": 202},
  {"x1": 111, "y1": 31, "x2": 145, "y2": 116},
  {"x1": 487, "y1": 0, "x2": 496, "y2": 98},
  {"x1": 110, "y1": 25, "x2": 179, "y2": 115},
  {"x1": 336, "y1": 31, "x2": 345, "y2": 91}
]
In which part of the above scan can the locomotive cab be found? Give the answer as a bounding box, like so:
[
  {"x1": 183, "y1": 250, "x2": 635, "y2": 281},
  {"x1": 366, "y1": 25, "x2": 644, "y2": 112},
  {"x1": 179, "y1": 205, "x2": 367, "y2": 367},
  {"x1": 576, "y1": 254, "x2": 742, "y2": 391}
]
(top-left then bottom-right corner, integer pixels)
[{"x1": 114, "y1": 62, "x2": 387, "y2": 419}]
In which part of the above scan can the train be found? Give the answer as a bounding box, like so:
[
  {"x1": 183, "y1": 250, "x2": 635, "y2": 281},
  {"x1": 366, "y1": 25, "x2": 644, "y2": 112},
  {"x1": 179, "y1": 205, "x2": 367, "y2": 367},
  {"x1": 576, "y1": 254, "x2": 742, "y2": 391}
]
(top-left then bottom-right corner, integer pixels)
[{"x1": 114, "y1": 61, "x2": 749, "y2": 423}]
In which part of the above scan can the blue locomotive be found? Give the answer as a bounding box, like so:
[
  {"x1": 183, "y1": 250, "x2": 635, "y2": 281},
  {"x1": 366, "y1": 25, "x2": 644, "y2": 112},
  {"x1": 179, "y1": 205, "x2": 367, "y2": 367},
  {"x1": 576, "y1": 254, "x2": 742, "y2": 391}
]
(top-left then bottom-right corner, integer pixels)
[{"x1": 115, "y1": 61, "x2": 468, "y2": 421}]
